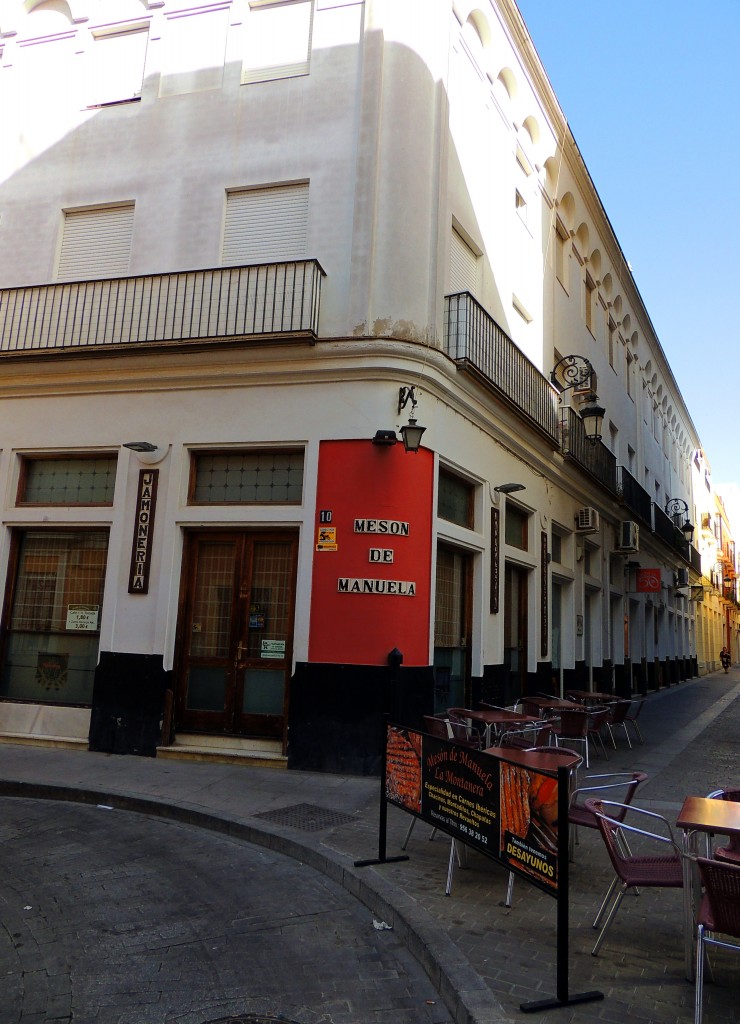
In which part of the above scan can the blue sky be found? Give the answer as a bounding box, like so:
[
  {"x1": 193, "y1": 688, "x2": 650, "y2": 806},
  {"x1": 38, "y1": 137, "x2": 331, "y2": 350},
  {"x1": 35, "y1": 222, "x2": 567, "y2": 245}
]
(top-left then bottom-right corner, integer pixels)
[{"x1": 514, "y1": 0, "x2": 739, "y2": 487}]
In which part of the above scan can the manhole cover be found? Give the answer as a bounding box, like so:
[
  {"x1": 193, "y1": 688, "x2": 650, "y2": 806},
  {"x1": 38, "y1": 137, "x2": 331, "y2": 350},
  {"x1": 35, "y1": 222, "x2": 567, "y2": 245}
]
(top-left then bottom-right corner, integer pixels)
[
  {"x1": 202, "y1": 1016, "x2": 301, "y2": 1024},
  {"x1": 252, "y1": 802, "x2": 355, "y2": 832}
]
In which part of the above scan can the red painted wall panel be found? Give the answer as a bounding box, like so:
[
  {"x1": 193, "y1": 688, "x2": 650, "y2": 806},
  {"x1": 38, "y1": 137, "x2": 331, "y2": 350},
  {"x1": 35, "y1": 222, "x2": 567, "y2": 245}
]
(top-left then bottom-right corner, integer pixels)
[{"x1": 309, "y1": 439, "x2": 434, "y2": 666}]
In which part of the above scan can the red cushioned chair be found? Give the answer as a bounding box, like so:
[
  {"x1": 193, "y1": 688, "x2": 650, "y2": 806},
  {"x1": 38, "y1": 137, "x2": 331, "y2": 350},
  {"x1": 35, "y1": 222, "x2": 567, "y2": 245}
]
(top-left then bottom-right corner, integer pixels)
[
  {"x1": 694, "y1": 856, "x2": 740, "y2": 1024},
  {"x1": 568, "y1": 770, "x2": 648, "y2": 859},
  {"x1": 585, "y1": 798, "x2": 683, "y2": 956}
]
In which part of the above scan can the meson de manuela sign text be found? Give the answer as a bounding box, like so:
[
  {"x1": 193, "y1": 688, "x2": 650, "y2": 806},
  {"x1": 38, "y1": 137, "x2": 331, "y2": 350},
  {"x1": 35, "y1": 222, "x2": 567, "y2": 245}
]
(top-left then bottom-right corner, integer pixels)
[{"x1": 338, "y1": 518, "x2": 415, "y2": 595}]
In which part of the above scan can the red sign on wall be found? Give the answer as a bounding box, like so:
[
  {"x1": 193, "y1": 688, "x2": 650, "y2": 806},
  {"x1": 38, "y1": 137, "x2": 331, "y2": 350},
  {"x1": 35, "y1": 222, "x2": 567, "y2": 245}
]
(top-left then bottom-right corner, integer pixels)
[
  {"x1": 636, "y1": 568, "x2": 662, "y2": 593},
  {"x1": 308, "y1": 439, "x2": 434, "y2": 666}
]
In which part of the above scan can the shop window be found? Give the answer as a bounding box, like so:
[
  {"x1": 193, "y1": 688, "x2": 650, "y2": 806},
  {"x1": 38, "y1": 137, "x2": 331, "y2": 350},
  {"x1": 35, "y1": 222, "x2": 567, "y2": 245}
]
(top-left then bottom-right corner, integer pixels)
[
  {"x1": 190, "y1": 449, "x2": 304, "y2": 504},
  {"x1": 504, "y1": 503, "x2": 528, "y2": 550},
  {"x1": 438, "y1": 469, "x2": 474, "y2": 528},
  {"x1": 18, "y1": 455, "x2": 117, "y2": 506},
  {"x1": 0, "y1": 530, "x2": 108, "y2": 706}
]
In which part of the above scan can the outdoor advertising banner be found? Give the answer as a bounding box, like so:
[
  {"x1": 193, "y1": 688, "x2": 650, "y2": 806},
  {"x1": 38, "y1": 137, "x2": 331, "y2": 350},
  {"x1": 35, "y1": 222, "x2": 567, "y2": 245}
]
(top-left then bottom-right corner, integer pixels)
[{"x1": 385, "y1": 723, "x2": 560, "y2": 893}]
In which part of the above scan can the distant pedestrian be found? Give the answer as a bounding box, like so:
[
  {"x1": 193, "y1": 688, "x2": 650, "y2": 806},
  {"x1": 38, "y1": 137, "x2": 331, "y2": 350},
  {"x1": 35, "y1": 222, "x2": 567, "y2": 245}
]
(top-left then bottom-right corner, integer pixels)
[{"x1": 720, "y1": 647, "x2": 731, "y2": 673}]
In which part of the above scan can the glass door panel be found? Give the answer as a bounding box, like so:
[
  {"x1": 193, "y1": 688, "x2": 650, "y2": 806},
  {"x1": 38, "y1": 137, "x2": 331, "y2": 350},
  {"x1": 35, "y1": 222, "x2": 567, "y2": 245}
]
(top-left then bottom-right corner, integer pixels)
[
  {"x1": 183, "y1": 539, "x2": 235, "y2": 719},
  {"x1": 176, "y1": 531, "x2": 297, "y2": 739},
  {"x1": 236, "y1": 538, "x2": 296, "y2": 736}
]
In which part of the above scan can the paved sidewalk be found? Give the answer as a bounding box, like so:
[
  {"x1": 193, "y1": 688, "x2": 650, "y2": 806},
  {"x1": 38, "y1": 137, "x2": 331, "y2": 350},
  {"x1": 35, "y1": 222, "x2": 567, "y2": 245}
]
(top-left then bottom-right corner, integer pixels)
[{"x1": 1, "y1": 672, "x2": 739, "y2": 1024}]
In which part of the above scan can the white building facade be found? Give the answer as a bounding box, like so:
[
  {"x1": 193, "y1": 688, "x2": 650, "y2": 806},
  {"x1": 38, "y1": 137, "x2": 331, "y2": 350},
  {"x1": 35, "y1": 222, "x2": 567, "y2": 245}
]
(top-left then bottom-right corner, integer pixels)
[{"x1": 0, "y1": 0, "x2": 708, "y2": 770}]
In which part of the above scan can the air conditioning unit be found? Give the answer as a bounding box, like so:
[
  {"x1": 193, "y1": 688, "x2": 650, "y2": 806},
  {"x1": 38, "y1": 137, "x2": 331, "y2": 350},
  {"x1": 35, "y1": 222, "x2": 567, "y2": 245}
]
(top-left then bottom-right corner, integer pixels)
[
  {"x1": 675, "y1": 567, "x2": 689, "y2": 588},
  {"x1": 575, "y1": 506, "x2": 600, "y2": 533},
  {"x1": 617, "y1": 521, "x2": 639, "y2": 552}
]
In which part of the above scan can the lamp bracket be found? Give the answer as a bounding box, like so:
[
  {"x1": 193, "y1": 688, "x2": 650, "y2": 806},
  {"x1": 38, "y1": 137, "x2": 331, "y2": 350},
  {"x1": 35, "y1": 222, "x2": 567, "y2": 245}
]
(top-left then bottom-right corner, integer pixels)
[
  {"x1": 665, "y1": 497, "x2": 689, "y2": 518},
  {"x1": 398, "y1": 385, "x2": 417, "y2": 415},
  {"x1": 550, "y1": 354, "x2": 594, "y2": 393}
]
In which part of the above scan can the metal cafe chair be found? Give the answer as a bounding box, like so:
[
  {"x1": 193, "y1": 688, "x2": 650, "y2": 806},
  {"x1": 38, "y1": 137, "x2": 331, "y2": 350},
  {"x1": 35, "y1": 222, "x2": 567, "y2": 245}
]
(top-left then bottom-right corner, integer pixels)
[
  {"x1": 585, "y1": 705, "x2": 612, "y2": 761},
  {"x1": 446, "y1": 708, "x2": 485, "y2": 748},
  {"x1": 498, "y1": 720, "x2": 554, "y2": 750},
  {"x1": 568, "y1": 771, "x2": 648, "y2": 860},
  {"x1": 602, "y1": 699, "x2": 632, "y2": 749},
  {"x1": 585, "y1": 798, "x2": 684, "y2": 956},
  {"x1": 624, "y1": 697, "x2": 647, "y2": 744},
  {"x1": 694, "y1": 856, "x2": 740, "y2": 1024},
  {"x1": 549, "y1": 708, "x2": 592, "y2": 767}
]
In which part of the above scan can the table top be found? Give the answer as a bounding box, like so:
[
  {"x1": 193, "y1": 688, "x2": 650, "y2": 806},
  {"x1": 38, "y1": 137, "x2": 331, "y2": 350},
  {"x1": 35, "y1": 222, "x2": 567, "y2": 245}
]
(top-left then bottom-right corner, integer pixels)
[
  {"x1": 522, "y1": 696, "x2": 583, "y2": 711},
  {"x1": 566, "y1": 690, "x2": 617, "y2": 704},
  {"x1": 484, "y1": 745, "x2": 581, "y2": 773},
  {"x1": 676, "y1": 795, "x2": 740, "y2": 835},
  {"x1": 460, "y1": 707, "x2": 539, "y2": 725}
]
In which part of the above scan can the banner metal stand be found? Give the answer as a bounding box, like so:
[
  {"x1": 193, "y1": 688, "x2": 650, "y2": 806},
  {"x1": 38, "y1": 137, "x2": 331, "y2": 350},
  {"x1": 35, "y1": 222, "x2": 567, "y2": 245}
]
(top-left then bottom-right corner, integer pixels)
[{"x1": 520, "y1": 764, "x2": 603, "y2": 1012}]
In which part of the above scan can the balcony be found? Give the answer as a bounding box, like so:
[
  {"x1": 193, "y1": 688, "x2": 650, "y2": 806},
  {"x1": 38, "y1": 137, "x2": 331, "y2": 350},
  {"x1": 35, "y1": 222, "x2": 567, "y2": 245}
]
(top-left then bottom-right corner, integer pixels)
[
  {"x1": 0, "y1": 260, "x2": 324, "y2": 356},
  {"x1": 560, "y1": 407, "x2": 618, "y2": 495},
  {"x1": 443, "y1": 292, "x2": 559, "y2": 445},
  {"x1": 618, "y1": 466, "x2": 652, "y2": 525},
  {"x1": 653, "y1": 503, "x2": 696, "y2": 566},
  {"x1": 653, "y1": 503, "x2": 676, "y2": 547}
]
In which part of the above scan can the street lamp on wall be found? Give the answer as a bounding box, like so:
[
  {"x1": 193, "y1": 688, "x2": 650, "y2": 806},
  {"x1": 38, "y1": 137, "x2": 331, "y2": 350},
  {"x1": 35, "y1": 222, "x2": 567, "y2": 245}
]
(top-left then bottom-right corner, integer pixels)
[
  {"x1": 664, "y1": 497, "x2": 695, "y2": 544},
  {"x1": 397, "y1": 385, "x2": 426, "y2": 453},
  {"x1": 550, "y1": 354, "x2": 605, "y2": 445},
  {"x1": 123, "y1": 441, "x2": 168, "y2": 465},
  {"x1": 578, "y1": 393, "x2": 606, "y2": 445}
]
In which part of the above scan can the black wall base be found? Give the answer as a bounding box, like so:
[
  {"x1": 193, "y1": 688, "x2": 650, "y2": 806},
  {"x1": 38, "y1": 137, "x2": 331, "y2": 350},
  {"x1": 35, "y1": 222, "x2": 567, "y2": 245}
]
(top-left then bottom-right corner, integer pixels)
[
  {"x1": 88, "y1": 652, "x2": 172, "y2": 758},
  {"x1": 287, "y1": 661, "x2": 434, "y2": 774}
]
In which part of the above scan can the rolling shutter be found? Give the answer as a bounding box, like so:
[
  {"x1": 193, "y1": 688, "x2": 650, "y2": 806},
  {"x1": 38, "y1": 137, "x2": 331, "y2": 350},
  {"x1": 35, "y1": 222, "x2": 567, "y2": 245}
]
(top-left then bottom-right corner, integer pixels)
[
  {"x1": 222, "y1": 184, "x2": 309, "y2": 265},
  {"x1": 86, "y1": 27, "x2": 149, "y2": 107},
  {"x1": 57, "y1": 205, "x2": 135, "y2": 281},
  {"x1": 449, "y1": 228, "x2": 479, "y2": 296},
  {"x1": 242, "y1": 0, "x2": 313, "y2": 85}
]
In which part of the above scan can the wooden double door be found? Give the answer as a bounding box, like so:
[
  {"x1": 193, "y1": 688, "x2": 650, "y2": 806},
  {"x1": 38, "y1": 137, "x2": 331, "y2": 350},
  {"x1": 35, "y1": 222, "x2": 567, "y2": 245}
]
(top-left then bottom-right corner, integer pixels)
[{"x1": 175, "y1": 530, "x2": 298, "y2": 740}]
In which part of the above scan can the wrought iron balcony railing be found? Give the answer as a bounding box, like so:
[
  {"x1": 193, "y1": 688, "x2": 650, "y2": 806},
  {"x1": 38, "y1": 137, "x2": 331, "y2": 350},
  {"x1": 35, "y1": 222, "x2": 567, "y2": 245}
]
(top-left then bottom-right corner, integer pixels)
[
  {"x1": 652, "y1": 503, "x2": 696, "y2": 565},
  {"x1": 0, "y1": 260, "x2": 324, "y2": 355},
  {"x1": 560, "y1": 407, "x2": 618, "y2": 494},
  {"x1": 653, "y1": 503, "x2": 678, "y2": 545},
  {"x1": 443, "y1": 292, "x2": 559, "y2": 445},
  {"x1": 618, "y1": 466, "x2": 652, "y2": 525}
]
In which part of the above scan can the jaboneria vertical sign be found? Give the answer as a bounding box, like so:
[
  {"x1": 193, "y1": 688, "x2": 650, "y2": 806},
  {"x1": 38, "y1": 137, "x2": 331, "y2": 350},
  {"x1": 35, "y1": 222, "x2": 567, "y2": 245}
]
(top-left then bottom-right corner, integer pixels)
[{"x1": 128, "y1": 469, "x2": 158, "y2": 594}]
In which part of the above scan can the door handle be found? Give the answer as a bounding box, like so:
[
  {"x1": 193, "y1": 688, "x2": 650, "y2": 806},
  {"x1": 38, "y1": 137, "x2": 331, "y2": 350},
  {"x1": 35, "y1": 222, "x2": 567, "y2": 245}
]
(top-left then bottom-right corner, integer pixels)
[{"x1": 234, "y1": 640, "x2": 245, "y2": 668}]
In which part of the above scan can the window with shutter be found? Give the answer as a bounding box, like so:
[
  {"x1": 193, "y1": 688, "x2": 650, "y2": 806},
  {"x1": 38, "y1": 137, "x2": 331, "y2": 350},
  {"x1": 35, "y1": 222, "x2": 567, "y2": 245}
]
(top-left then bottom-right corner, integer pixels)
[
  {"x1": 159, "y1": 7, "x2": 228, "y2": 97},
  {"x1": 449, "y1": 228, "x2": 480, "y2": 296},
  {"x1": 242, "y1": 0, "x2": 313, "y2": 85},
  {"x1": 57, "y1": 205, "x2": 135, "y2": 281},
  {"x1": 85, "y1": 25, "x2": 149, "y2": 107},
  {"x1": 222, "y1": 184, "x2": 308, "y2": 265}
]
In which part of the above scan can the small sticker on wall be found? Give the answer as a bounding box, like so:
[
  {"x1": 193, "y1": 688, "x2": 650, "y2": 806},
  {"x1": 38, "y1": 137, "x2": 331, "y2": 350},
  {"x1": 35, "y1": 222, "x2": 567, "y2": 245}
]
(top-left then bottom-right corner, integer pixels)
[{"x1": 316, "y1": 526, "x2": 337, "y2": 551}]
